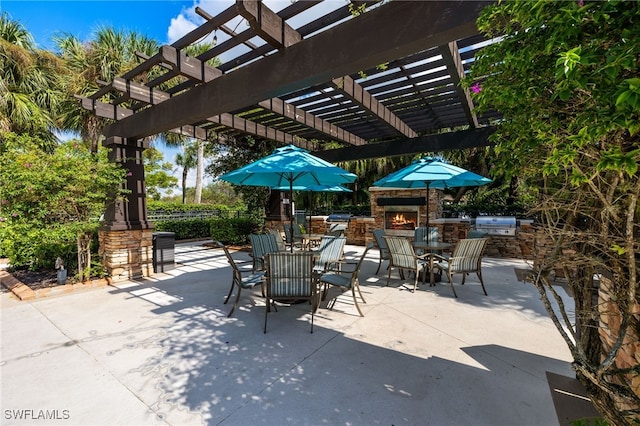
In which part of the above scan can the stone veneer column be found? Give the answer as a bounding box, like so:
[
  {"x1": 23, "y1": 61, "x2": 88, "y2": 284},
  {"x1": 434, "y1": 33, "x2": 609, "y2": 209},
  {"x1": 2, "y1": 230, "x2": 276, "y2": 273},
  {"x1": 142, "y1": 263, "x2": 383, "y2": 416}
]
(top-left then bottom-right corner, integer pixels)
[{"x1": 99, "y1": 136, "x2": 154, "y2": 282}]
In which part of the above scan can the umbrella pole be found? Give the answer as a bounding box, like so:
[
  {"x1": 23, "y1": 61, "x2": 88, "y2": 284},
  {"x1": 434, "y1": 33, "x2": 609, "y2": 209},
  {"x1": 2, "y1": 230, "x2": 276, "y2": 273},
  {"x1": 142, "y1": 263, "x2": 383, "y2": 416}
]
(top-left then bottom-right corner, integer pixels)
[
  {"x1": 289, "y1": 180, "x2": 294, "y2": 252},
  {"x1": 308, "y1": 191, "x2": 312, "y2": 237},
  {"x1": 425, "y1": 182, "x2": 430, "y2": 243}
]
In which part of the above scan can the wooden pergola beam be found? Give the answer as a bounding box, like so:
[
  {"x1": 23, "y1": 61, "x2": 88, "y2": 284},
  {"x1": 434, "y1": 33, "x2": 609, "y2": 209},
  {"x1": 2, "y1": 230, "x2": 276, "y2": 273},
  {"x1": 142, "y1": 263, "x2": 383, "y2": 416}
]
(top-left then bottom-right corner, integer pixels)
[
  {"x1": 315, "y1": 127, "x2": 495, "y2": 162},
  {"x1": 105, "y1": 1, "x2": 490, "y2": 140},
  {"x1": 438, "y1": 41, "x2": 479, "y2": 128},
  {"x1": 331, "y1": 75, "x2": 418, "y2": 138},
  {"x1": 257, "y1": 98, "x2": 366, "y2": 146},
  {"x1": 112, "y1": 65, "x2": 362, "y2": 146},
  {"x1": 171, "y1": 4, "x2": 238, "y2": 50},
  {"x1": 207, "y1": 114, "x2": 318, "y2": 151},
  {"x1": 77, "y1": 96, "x2": 132, "y2": 121},
  {"x1": 107, "y1": 78, "x2": 317, "y2": 146},
  {"x1": 236, "y1": 0, "x2": 302, "y2": 50}
]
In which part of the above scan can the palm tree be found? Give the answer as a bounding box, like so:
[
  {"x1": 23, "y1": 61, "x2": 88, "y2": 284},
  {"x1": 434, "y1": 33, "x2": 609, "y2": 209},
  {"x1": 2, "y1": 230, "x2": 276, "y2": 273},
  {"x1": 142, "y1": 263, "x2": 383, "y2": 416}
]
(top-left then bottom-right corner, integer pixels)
[
  {"x1": 54, "y1": 27, "x2": 160, "y2": 151},
  {"x1": 175, "y1": 143, "x2": 197, "y2": 204},
  {"x1": 0, "y1": 12, "x2": 64, "y2": 146}
]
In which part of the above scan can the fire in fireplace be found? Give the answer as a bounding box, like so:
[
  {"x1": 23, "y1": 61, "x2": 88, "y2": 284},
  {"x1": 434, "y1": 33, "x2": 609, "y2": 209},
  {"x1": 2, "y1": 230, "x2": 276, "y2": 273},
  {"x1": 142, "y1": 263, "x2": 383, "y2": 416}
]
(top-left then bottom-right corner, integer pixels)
[
  {"x1": 384, "y1": 206, "x2": 419, "y2": 233},
  {"x1": 386, "y1": 212, "x2": 417, "y2": 230}
]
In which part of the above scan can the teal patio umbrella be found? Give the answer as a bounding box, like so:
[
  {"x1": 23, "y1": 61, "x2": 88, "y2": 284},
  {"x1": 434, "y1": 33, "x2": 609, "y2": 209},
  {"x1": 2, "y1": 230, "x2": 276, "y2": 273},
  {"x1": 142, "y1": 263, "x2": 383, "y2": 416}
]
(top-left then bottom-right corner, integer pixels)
[
  {"x1": 373, "y1": 157, "x2": 491, "y2": 240},
  {"x1": 220, "y1": 145, "x2": 357, "y2": 250}
]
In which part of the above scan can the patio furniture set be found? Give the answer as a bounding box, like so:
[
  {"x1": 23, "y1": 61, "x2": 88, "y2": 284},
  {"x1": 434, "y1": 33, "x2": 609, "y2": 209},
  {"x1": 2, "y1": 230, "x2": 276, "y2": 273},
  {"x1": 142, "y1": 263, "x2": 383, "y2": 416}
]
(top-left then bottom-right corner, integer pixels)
[
  {"x1": 216, "y1": 231, "x2": 370, "y2": 333},
  {"x1": 216, "y1": 221, "x2": 489, "y2": 334},
  {"x1": 214, "y1": 144, "x2": 492, "y2": 333}
]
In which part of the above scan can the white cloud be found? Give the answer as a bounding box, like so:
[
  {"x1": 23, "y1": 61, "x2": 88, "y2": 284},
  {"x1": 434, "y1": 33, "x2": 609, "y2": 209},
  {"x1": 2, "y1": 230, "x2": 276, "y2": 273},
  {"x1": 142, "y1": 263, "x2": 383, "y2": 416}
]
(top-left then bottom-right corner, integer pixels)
[
  {"x1": 167, "y1": 14, "x2": 199, "y2": 45},
  {"x1": 166, "y1": 0, "x2": 234, "y2": 45}
]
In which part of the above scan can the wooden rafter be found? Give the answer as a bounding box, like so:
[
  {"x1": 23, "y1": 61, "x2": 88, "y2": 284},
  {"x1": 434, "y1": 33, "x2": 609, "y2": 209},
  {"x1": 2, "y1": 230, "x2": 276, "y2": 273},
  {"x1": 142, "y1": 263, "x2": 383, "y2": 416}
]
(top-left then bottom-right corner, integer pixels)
[
  {"x1": 84, "y1": 78, "x2": 315, "y2": 147},
  {"x1": 438, "y1": 41, "x2": 479, "y2": 128},
  {"x1": 236, "y1": 0, "x2": 301, "y2": 50},
  {"x1": 316, "y1": 127, "x2": 495, "y2": 162},
  {"x1": 330, "y1": 75, "x2": 418, "y2": 138},
  {"x1": 238, "y1": 0, "x2": 415, "y2": 141},
  {"x1": 104, "y1": 1, "x2": 489, "y2": 140},
  {"x1": 256, "y1": 99, "x2": 366, "y2": 146}
]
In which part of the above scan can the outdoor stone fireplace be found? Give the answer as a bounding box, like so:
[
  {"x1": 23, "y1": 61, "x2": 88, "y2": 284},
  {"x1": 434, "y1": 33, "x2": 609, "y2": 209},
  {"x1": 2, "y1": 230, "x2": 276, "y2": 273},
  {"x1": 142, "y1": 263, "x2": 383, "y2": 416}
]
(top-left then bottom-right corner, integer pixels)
[
  {"x1": 383, "y1": 205, "x2": 419, "y2": 236},
  {"x1": 369, "y1": 187, "x2": 439, "y2": 238}
]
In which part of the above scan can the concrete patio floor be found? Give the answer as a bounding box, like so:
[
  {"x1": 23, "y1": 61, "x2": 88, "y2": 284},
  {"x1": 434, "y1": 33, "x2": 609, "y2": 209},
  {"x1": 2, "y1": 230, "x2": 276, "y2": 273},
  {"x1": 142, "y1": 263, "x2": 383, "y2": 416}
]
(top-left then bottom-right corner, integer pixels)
[{"x1": 1, "y1": 241, "x2": 578, "y2": 425}]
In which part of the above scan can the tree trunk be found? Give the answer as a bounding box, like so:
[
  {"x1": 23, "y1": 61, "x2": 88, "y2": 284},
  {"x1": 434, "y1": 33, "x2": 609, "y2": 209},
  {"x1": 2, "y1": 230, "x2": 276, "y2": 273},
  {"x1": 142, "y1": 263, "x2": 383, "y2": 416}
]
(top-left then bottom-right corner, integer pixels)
[
  {"x1": 195, "y1": 140, "x2": 204, "y2": 204},
  {"x1": 182, "y1": 167, "x2": 188, "y2": 204},
  {"x1": 76, "y1": 232, "x2": 92, "y2": 280}
]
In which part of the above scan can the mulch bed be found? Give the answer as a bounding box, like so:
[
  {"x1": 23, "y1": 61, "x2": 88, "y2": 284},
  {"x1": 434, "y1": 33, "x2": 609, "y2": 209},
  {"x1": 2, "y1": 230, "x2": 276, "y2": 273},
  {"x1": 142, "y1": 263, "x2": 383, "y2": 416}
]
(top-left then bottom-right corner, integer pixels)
[{"x1": 10, "y1": 269, "x2": 62, "y2": 291}]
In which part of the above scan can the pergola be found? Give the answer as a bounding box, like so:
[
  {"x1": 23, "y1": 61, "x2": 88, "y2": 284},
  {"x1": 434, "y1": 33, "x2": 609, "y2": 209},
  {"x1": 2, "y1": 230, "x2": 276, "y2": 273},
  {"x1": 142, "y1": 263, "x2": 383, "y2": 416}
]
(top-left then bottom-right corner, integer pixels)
[{"x1": 80, "y1": 0, "x2": 499, "y2": 280}]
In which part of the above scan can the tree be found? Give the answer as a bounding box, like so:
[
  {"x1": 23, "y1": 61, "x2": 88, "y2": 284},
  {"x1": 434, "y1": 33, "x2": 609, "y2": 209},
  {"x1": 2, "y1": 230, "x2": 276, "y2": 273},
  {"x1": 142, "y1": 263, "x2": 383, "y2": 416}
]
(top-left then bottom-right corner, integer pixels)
[
  {"x1": 206, "y1": 136, "x2": 280, "y2": 212},
  {"x1": 54, "y1": 27, "x2": 159, "y2": 152},
  {"x1": 0, "y1": 133, "x2": 127, "y2": 278},
  {"x1": 175, "y1": 143, "x2": 197, "y2": 204},
  {"x1": 0, "y1": 12, "x2": 64, "y2": 146},
  {"x1": 143, "y1": 147, "x2": 178, "y2": 201},
  {"x1": 468, "y1": 2, "x2": 639, "y2": 423}
]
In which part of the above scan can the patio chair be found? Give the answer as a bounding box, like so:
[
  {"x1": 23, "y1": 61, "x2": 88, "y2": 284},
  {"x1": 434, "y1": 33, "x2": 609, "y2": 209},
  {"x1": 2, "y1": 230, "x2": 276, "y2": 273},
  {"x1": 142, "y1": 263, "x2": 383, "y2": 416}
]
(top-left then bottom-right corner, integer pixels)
[
  {"x1": 215, "y1": 241, "x2": 265, "y2": 317},
  {"x1": 283, "y1": 224, "x2": 304, "y2": 250},
  {"x1": 268, "y1": 228, "x2": 287, "y2": 251},
  {"x1": 425, "y1": 238, "x2": 489, "y2": 298},
  {"x1": 249, "y1": 233, "x2": 280, "y2": 272},
  {"x1": 413, "y1": 226, "x2": 439, "y2": 255},
  {"x1": 264, "y1": 251, "x2": 317, "y2": 333},
  {"x1": 319, "y1": 243, "x2": 373, "y2": 317},
  {"x1": 312, "y1": 236, "x2": 346, "y2": 275},
  {"x1": 371, "y1": 229, "x2": 390, "y2": 275},
  {"x1": 383, "y1": 235, "x2": 427, "y2": 292}
]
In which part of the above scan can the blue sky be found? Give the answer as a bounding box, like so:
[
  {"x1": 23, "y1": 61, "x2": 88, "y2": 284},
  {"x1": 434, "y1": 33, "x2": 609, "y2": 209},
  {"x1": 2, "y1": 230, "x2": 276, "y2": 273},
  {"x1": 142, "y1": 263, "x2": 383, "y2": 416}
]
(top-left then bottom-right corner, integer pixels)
[{"x1": 0, "y1": 0, "x2": 266, "y2": 50}]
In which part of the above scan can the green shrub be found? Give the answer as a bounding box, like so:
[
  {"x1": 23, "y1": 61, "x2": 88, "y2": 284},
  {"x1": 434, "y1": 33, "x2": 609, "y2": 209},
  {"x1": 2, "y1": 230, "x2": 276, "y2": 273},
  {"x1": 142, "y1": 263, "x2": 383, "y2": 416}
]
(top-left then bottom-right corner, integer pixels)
[
  {"x1": 154, "y1": 219, "x2": 213, "y2": 240},
  {"x1": 210, "y1": 217, "x2": 262, "y2": 245},
  {"x1": 0, "y1": 223, "x2": 76, "y2": 271},
  {"x1": 151, "y1": 216, "x2": 262, "y2": 244}
]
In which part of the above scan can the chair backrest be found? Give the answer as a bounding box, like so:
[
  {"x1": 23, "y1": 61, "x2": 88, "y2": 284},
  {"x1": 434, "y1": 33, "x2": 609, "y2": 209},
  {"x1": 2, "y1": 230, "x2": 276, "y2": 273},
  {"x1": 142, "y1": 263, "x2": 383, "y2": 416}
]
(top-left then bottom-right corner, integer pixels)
[
  {"x1": 268, "y1": 229, "x2": 286, "y2": 251},
  {"x1": 449, "y1": 238, "x2": 489, "y2": 272},
  {"x1": 215, "y1": 240, "x2": 241, "y2": 274},
  {"x1": 283, "y1": 224, "x2": 303, "y2": 243},
  {"x1": 371, "y1": 229, "x2": 389, "y2": 259},
  {"x1": 266, "y1": 252, "x2": 314, "y2": 298},
  {"x1": 384, "y1": 236, "x2": 418, "y2": 270},
  {"x1": 314, "y1": 236, "x2": 346, "y2": 271},
  {"x1": 249, "y1": 233, "x2": 279, "y2": 261},
  {"x1": 414, "y1": 226, "x2": 439, "y2": 243},
  {"x1": 352, "y1": 243, "x2": 374, "y2": 281}
]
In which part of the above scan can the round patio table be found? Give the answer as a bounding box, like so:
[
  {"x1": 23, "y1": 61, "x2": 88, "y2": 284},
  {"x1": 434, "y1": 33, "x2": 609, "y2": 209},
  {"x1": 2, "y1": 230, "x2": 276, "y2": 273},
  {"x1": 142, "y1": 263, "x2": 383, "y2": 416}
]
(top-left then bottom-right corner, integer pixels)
[
  {"x1": 301, "y1": 233, "x2": 323, "y2": 250},
  {"x1": 412, "y1": 241, "x2": 453, "y2": 286}
]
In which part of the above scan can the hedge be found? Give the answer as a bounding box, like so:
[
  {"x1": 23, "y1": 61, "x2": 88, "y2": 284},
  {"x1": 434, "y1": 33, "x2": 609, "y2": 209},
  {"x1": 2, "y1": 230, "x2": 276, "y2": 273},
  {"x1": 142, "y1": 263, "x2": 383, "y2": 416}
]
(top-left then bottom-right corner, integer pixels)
[{"x1": 152, "y1": 216, "x2": 263, "y2": 244}]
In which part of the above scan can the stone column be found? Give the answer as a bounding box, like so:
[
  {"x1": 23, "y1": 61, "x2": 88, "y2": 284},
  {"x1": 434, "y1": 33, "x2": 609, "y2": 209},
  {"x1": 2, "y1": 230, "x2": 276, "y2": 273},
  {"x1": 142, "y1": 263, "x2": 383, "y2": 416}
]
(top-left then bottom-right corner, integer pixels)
[{"x1": 98, "y1": 136, "x2": 154, "y2": 282}]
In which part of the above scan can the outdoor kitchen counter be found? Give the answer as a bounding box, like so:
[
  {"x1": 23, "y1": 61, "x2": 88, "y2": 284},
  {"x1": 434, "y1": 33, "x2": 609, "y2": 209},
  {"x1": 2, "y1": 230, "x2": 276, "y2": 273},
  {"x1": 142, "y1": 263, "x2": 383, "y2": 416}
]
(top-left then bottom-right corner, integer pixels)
[{"x1": 430, "y1": 218, "x2": 535, "y2": 259}]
